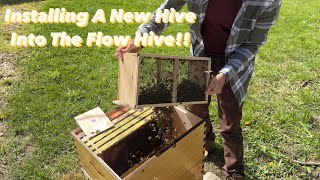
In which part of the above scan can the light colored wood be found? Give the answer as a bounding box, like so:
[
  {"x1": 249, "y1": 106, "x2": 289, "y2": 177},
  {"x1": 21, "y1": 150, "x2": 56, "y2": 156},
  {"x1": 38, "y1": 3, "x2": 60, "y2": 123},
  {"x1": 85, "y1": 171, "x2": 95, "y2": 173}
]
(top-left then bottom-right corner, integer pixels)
[
  {"x1": 206, "y1": 60, "x2": 212, "y2": 88},
  {"x1": 73, "y1": 106, "x2": 206, "y2": 180},
  {"x1": 139, "y1": 53, "x2": 211, "y2": 61},
  {"x1": 170, "y1": 105, "x2": 203, "y2": 136},
  {"x1": 74, "y1": 107, "x2": 114, "y2": 138},
  {"x1": 118, "y1": 53, "x2": 140, "y2": 108},
  {"x1": 175, "y1": 105, "x2": 203, "y2": 127},
  {"x1": 110, "y1": 109, "x2": 136, "y2": 124},
  {"x1": 86, "y1": 109, "x2": 137, "y2": 146},
  {"x1": 118, "y1": 53, "x2": 211, "y2": 109},
  {"x1": 77, "y1": 131, "x2": 85, "y2": 139},
  {"x1": 112, "y1": 100, "x2": 130, "y2": 108},
  {"x1": 94, "y1": 111, "x2": 154, "y2": 155},
  {"x1": 80, "y1": 106, "x2": 131, "y2": 144},
  {"x1": 173, "y1": 106, "x2": 193, "y2": 130},
  {"x1": 178, "y1": 159, "x2": 204, "y2": 180},
  {"x1": 71, "y1": 130, "x2": 121, "y2": 180},
  {"x1": 79, "y1": 107, "x2": 131, "y2": 144},
  {"x1": 81, "y1": 168, "x2": 92, "y2": 180},
  {"x1": 189, "y1": 159, "x2": 204, "y2": 180},
  {"x1": 136, "y1": 55, "x2": 142, "y2": 108},
  {"x1": 123, "y1": 122, "x2": 205, "y2": 180},
  {"x1": 171, "y1": 111, "x2": 188, "y2": 137},
  {"x1": 107, "y1": 106, "x2": 131, "y2": 120},
  {"x1": 136, "y1": 101, "x2": 208, "y2": 109},
  {"x1": 88, "y1": 108, "x2": 153, "y2": 149}
]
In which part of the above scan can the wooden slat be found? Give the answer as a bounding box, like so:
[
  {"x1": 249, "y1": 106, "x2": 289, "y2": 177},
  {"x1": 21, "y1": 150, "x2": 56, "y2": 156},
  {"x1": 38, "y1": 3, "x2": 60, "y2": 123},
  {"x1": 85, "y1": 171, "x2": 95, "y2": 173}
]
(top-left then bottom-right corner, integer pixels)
[
  {"x1": 92, "y1": 114, "x2": 154, "y2": 154},
  {"x1": 138, "y1": 53, "x2": 211, "y2": 61},
  {"x1": 118, "y1": 53, "x2": 140, "y2": 108},
  {"x1": 81, "y1": 168, "x2": 92, "y2": 180},
  {"x1": 71, "y1": 131, "x2": 121, "y2": 180},
  {"x1": 94, "y1": 113, "x2": 154, "y2": 155},
  {"x1": 123, "y1": 122, "x2": 205, "y2": 180},
  {"x1": 175, "y1": 105, "x2": 203, "y2": 127},
  {"x1": 206, "y1": 59, "x2": 212, "y2": 88},
  {"x1": 79, "y1": 106, "x2": 130, "y2": 143},
  {"x1": 111, "y1": 109, "x2": 136, "y2": 124},
  {"x1": 107, "y1": 106, "x2": 131, "y2": 121},
  {"x1": 177, "y1": 158, "x2": 204, "y2": 180},
  {"x1": 87, "y1": 108, "x2": 152, "y2": 147},
  {"x1": 86, "y1": 109, "x2": 137, "y2": 146},
  {"x1": 188, "y1": 159, "x2": 204, "y2": 180},
  {"x1": 136, "y1": 101, "x2": 208, "y2": 109},
  {"x1": 72, "y1": 106, "x2": 206, "y2": 180},
  {"x1": 78, "y1": 132, "x2": 86, "y2": 139},
  {"x1": 135, "y1": 55, "x2": 142, "y2": 108}
]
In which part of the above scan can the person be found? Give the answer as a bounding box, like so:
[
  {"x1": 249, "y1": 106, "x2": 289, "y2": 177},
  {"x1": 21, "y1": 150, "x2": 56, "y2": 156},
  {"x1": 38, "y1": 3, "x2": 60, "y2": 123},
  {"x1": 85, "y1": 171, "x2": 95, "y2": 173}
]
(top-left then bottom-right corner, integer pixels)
[{"x1": 115, "y1": 0, "x2": 282, "y2": 179}]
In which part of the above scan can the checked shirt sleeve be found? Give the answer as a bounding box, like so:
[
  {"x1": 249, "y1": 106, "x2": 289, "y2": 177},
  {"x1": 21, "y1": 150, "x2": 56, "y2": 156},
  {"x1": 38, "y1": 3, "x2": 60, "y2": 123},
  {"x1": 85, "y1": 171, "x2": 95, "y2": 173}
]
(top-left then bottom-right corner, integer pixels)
[
  {"x1": 135, "y1": 0, "x2": 186, "y2": 35},
  {"x1": 220, "y1": 0, "x2": 282, "y2": 81}
]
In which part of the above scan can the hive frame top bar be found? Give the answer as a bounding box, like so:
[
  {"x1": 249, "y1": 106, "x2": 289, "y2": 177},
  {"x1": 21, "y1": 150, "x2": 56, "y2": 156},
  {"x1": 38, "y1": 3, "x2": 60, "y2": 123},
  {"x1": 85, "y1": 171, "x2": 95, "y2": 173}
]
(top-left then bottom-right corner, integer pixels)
[{"x1": 131, "y1": 53, "x2": 212, "y2": 61}]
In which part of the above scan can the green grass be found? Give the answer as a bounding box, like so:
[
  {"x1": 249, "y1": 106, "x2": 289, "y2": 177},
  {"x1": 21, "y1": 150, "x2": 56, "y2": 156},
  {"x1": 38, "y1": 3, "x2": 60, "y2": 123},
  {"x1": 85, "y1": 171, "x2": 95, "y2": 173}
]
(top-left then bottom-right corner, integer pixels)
[{"x1": 0, "y1": 0, "x2": 319, "y2": 179}]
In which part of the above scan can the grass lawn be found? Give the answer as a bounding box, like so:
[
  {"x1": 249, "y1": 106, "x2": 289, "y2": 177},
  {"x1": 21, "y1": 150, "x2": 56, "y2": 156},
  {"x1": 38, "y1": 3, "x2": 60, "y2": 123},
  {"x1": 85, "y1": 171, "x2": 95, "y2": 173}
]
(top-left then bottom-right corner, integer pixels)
[{"x1": 0, "y1": 0, "x2": 319, "y2": 179}]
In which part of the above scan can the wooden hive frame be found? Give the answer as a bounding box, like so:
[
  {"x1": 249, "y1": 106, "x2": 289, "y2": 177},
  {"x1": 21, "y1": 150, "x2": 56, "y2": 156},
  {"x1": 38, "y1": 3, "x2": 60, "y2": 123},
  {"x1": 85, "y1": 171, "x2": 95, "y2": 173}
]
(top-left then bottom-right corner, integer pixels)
[
  {"x1": 117, "y1": 53, "x2": 212, "y2": 109},
  {"x1": 71, "y1": 106, "x2": 206, "y2": 180}
]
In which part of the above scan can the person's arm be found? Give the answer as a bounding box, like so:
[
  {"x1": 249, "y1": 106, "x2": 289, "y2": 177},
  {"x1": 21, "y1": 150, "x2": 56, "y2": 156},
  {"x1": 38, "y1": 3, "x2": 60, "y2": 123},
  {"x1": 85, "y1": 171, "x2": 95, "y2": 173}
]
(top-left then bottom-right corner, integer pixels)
[
  {"x1": 136, "y1": 0, "x2": 186, "y2": 35},
  {"x1": 115, "y1": 0, "x2": 186, "y2": 60},
  {"x1": 219, "y1": 0, "x2": 282, "y2": 81},
  {"x1": 205, "y1": 0, "x2": 282, "y2": 95}
]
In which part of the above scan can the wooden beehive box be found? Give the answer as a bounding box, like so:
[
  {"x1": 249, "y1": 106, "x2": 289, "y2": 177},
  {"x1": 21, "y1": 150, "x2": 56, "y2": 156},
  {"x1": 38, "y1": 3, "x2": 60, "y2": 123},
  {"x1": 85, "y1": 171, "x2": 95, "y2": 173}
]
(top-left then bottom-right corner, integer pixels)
[
  {"x1": 71, "y1": 105, "x2": 206, "y2": 180},
  {"x1": 117, "y1": 53, "x2": 211, "y2": 109}
]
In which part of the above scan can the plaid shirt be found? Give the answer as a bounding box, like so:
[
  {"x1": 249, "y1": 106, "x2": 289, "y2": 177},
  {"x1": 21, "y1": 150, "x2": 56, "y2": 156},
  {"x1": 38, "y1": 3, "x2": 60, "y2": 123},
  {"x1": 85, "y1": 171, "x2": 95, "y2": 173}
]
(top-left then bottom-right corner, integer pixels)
[{"x1": 136, "y1": 0, "x2": 282, "y2": 106}]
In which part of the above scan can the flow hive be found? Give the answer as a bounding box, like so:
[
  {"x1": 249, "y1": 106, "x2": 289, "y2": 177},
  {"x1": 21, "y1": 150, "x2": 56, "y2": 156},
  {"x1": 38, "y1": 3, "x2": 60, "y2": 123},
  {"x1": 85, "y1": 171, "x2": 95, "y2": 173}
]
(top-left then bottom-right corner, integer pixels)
[
  {"x1": 72, "y1": 106, "x2": 206, "y2": 180},
  {"x1": 117, "y1": 53, "x2": 211, "y2": 109}
]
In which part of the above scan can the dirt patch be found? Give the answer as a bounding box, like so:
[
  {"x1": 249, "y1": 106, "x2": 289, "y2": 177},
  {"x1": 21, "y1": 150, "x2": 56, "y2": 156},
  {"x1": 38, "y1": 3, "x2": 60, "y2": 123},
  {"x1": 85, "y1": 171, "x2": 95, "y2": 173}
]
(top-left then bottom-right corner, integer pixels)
[
  {"x1": 0, "y1": 53, "x2": 19, "y2": 63},
  {"x1": 0, "y1": 52, "x2": 21, "y2": 179},
  {"x1": 1, "y1": 0, "x2": 42, "y2": 5},
  {"x1": 2, "y1": 24, "x2": 19, "y2": 35},
  {"x1": 0, "y1": 61, "x2": 16, "y2": 78},
  {"x1": 312, "y1": 167, "x2": 320, "y2": 179},
  {"x1": 0, "y1": 121, "x2": 7, "y2": 136},
  {"x1": 314, "y1": 116, "x2": 320, "y2": 124},
  {"x1": 0, "y1": 53, "x2": 19, "y2": 114},
  {"x1": 204, "y1": 162, "x2": 225, "y2": 179},
  {"x1": 0, "y1": 4, "x2": 38, "y2": 180},
  {"x1": 0, "y1": 134, "x2": 36, "y2": 180}
]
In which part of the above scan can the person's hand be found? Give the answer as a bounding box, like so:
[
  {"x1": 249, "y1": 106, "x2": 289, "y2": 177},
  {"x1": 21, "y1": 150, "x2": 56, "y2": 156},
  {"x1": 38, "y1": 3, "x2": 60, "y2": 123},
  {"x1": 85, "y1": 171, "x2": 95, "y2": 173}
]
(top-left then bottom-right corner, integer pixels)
[
  {"x1": 114, "y1": 40, "x2": 141, "y2": 61},
  {"x1": 205, "y1": 73, "x2": 226, "y2": 95}
]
